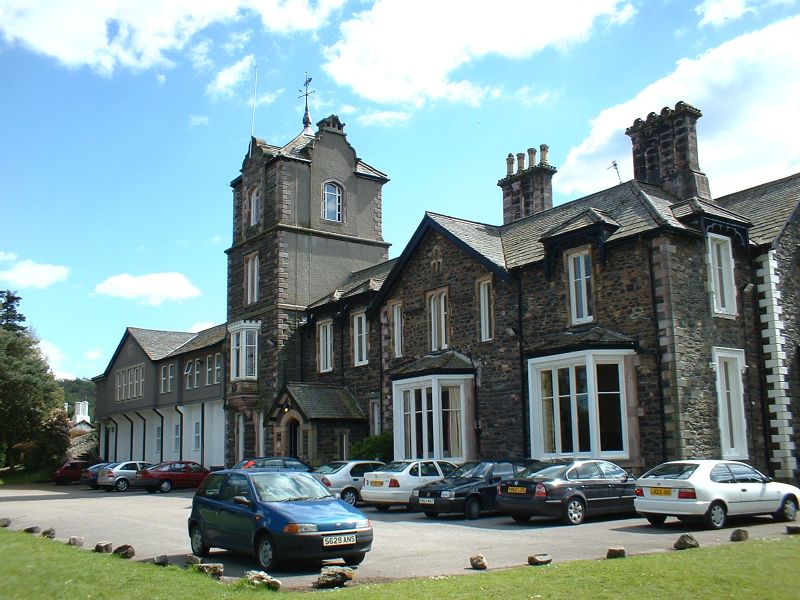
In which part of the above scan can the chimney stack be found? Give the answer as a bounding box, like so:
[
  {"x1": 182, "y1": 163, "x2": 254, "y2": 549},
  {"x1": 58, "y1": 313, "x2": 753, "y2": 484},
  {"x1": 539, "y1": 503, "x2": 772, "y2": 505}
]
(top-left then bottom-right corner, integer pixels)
[
  {"x1": 498, "y1": 144, "x2": 557, "y2": 224},
  {"x1": 625, "y1": 101, "x2": 710, "y2": 201}
]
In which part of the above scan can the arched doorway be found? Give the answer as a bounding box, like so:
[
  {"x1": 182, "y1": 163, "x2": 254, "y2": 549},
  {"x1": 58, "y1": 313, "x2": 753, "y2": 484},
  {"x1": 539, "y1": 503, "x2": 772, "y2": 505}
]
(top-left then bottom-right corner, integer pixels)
[{"x1": 287, "y1": 418, "x2": 300, "y2": 458}]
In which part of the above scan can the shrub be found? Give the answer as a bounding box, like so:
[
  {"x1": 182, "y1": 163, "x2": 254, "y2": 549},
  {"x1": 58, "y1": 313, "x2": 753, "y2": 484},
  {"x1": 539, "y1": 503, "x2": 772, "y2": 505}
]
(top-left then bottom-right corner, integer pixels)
[{"x1": 349, "y1": 430, "x2": 393, "y2": 461}]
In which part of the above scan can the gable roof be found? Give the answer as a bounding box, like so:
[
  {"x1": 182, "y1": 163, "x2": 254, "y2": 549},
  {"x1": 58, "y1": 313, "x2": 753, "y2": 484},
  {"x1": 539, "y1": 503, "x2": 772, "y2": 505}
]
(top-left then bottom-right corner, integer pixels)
[
  {"x1": 715, "y1": 172, "x2": 800, "y2": 247},
  {"x1": 163, "y1": 324, "x2": 226, "y2": 358},
  {"x1": 308, "y1": 259, "x2": 398, "y2": 309},
  {"x1": 268, "y1": 383, "x2": 366, "y2": 421}
]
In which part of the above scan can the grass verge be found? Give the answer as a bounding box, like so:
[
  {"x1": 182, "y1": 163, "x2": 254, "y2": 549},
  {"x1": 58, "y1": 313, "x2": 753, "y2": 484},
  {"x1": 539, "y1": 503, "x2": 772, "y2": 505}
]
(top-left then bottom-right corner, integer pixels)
[
  {"x1": 1, "y1": 527, "x2": 798, "y2": 599},
  {"x1": 0, "y1": 466, "x2": 53, "y2": 485}
]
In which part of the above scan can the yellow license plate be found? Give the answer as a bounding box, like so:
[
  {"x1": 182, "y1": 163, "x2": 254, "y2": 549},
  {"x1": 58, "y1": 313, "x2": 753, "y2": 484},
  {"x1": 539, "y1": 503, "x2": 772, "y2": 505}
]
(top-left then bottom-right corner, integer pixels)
[
  {"x1": 370, "y1": 480, "x2": 384, "y2": 487},
  {"x1": 507, "y1": 486, "x2": 526, "y2": 494},
  {"x1": 650, "y1": 487, "x2": 672, "y2": 497}
]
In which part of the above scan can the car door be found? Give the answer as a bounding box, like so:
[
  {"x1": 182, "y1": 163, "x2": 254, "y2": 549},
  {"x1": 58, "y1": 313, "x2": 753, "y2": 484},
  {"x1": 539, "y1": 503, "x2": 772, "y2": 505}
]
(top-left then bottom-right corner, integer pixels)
[
  {"x1": 596, "y1": 460, "x2": 636, "y2": 512},
  {"x1": 216, "y1": 474, "x2": 258, "y2": 551},
  {"x1": 348, "y1": 462, "x2": 379, "y2": 492},
  {"x1": 420, "y1": 461, "x2": 443, "y2": 486},
  {"x1": 194, "y1": 473, "x2": 228, "y2": 547},
  {"x1": 483, "y1": 462, "x2": 516, "y2": 509},
  {"x1": 570, "y1": 462, "x2": 608, "y2": 514},
  {"x1": 727, "y1": 462, "x2": 781, "y2": 515}
]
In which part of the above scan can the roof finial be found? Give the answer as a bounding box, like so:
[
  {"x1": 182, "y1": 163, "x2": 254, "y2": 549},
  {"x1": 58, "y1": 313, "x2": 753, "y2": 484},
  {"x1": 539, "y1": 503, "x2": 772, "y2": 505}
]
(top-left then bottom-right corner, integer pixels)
[{"x1": 299, "y1": 72, "x2": 315, "y2": 135}]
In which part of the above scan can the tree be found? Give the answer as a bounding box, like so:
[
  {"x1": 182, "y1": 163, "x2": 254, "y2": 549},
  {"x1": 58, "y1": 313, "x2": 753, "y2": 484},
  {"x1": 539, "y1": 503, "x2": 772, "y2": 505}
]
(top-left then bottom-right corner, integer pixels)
[
  {"x1": 0, "y1": 326, "x2": 60, "y2": 470},
  {"x1": 0, "y1": 290, "x2": 26, "y2": 332},
  {"x1": 60, "y1": 377, "x2": 96, "y2": 418}
]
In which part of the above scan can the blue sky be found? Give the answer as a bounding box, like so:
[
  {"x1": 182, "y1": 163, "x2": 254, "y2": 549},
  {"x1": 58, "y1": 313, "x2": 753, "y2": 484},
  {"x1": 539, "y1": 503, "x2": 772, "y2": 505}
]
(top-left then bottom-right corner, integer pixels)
[{"x1": 1, "y1": 0, "x2": 799, "y2": 380}]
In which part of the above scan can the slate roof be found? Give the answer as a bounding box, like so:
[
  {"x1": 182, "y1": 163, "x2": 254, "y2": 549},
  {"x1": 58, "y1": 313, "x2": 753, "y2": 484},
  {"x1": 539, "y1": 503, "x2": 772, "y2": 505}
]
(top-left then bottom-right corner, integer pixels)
[
  {"x1": 426, "y1": 213, "x2": 505, "y2": 270},
  {"x1": 308, "y1": 259, "x2": 398, "y2": 309},
  {"x1": 716, "y1": 172, "x2": 800, "y2": 247},
  {"x1": 127, "y1": 328, "x2": 197, "y2": 361},
  {"x1": 526, "y1": 327, "x2": 637, "y2": 357},
  {"x1": 276, "y1": 383, "x2": 366, "y2": 420},
  {"x1": 389, "y1": 350, "x2": 476, "y2": 380},
  {"x1": 164, "y1": 324, "x2": 227, "y2": 358}
]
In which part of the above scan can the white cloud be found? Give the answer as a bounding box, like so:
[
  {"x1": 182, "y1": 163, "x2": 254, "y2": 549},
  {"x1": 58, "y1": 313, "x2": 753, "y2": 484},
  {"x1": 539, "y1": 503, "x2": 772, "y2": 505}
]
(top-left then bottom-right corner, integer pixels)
[
  {"x1": 0, "y1": 258, "x2": 69, "y2": 288},
  {"x1": 189, "y1": 114, "x2": 210, "y2": 127},
  {"x1": 84, "y1": 349, "x2": 103, "y2": 361},
  {"x1": 206, "y1": 54, "x2": 255, "y2": 99},
  {"x1": 513, "y1": 86, "x2": 553, "y2": 107},
  {"x1": 255, "y1": 88, "x2": 284, "y2": 106},
  {"x1": 0, "y1": 251, "x2": 17, "y2": 261},
  {"x1": 356, "y1": 110, "x2": 411, "y2": 126},
  {"x1": 223, "y1": 30, "x2": 251, "y2": 54},
  {"x1": 94, "y1": 272, "x2": 201, "y2": 306},
  {"x1": 696, "y1": 0, "x2": 755, "y2": 28},
  {"x1": 38, "y1": 340, "x2": 74, "y2": 379},
  {"x1": 323, "y1": 1, "x2": 633, "y2": 106},
  {"x1": 189, "y1": 38, "x2": 214, "y2": 71},
  {"x1": 555, "y1": 16, "x2": 800, "y2": 200},
  {"x1": 155, "y1": 72, "x2": 166, "y2": 85},
  {"x1": 189, "y1": 321, "x2": 215, "y2": 333},
  {"x1": 338, "y1": 104, "x2": 357, "y2": 115},
  {"x1": 0, "y1": 1, "x2": 344, "y2": 75}
]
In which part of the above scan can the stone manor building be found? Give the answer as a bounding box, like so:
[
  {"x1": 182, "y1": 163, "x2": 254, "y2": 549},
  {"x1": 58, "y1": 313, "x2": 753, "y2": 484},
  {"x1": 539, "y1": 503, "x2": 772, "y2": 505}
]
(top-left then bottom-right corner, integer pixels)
[{"x1": 94, "y1": 101, "x2": 799, "y2": 481}]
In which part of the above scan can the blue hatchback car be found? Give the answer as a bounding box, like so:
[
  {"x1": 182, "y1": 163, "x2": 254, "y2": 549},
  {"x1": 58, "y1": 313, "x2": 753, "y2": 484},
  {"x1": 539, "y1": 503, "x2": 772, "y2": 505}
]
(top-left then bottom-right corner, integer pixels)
[{"x1": 188, "y1": 469, "x2": 373, "y2": 570}]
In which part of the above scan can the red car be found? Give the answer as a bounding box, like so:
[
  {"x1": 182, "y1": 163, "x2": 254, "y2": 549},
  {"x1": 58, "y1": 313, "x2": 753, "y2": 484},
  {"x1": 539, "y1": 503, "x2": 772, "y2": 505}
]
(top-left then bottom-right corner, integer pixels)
[
  {"x1": 53, "y1": 460, "x2": 89, "y2": 485},
  {"x1": 133, "y1": 461, "x2": 210, "y2": 493}
]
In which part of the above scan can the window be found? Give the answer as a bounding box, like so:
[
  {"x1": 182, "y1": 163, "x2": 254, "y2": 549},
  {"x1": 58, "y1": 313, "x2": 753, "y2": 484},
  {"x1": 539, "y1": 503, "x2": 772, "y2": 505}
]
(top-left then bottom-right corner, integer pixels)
[
  {"x1": 395, "y1": 377, "x2": 468, "y2": 461},
  {"x1": 390, "y1": 302, "x2": 403, "y2": 358},
  {"x1": 229, "y1": 320, "x2": 260, "y2": 381},
  {"x1": 567, "y1": 249, "x2": 593, "y2": 324},
  {"x1": 708, "y1": 233, "x2": 736, "y2": 316},
  {"x1": 431, "y1": 246, "x2": 442, "y2": 275},
  {"x1": 318, "y1": 320, "x2": 333, "y2": 373},
  {"x1": 244, "y1": 253, "x2": 259, "y2": 305},
  {"x1": 160, "y1": 366, "x2": 169, "y2": 393},
  {"x1": 249, "y1": 187, "x2": 261, "y2": 226},
  {"x1": 353, "y1": 312, "x2": 368, "y2": 366},
  {"x1": 173, "y1": 423, "x2": 181, "y2": 453},
  {"x1": 184, "y1": 362, "x2": 193, "y2": 390},
  {"x1": 194, "y1": 359, "x2": 202, "y2": 388},
  {"x1": 193, "y1": 421, "x2": 201, "y2": 451},
  {"x1": 529, "y1": 350, "x2": 633, "y2": 459},
  {"x1": 206, "y1": 355, "x2": 213, "y2": 386},
  {"x1": 168, "y1": 364, "x2": 174, "y2": 391},
  {"x1": 338, "y1": 431, "x2": 348, "y2": 460},
  {"x1": 477, "y1": 277, "x2": 493, "y2": 341},
  {"x1": 214, "y1": 353, "x2": 222, "y2": 384},
  {"x1": 428, "y1": 289, "x2": 448, "y2": 351},
  {"x1": 713, "y1": 347, "x2": 747, "y2": 459},
  {"x1": 323, "y1": 182, "x2": 343, "y2": 222},
  {"x1": 115, "y1": 364, "x2": 145, "y2": 401},
  {"x1": 155, "y1": 426, "x2": 162, "y2": 456}
]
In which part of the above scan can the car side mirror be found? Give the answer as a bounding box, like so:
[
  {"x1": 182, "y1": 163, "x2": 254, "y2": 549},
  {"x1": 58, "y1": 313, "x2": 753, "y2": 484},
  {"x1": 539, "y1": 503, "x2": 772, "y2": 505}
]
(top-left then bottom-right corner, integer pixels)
[
  {"x1": 233, "y1": 495, "x2": 252, "y2": 507},
  {"x1": 763, "y1": 476, "x2": 773, "y2": 484}
]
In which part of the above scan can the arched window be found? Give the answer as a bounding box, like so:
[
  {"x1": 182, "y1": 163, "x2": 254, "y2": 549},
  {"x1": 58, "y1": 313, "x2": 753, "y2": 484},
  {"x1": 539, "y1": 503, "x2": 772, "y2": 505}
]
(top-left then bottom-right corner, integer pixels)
[
  {"x1": 323, "y1": 182, "x2": 343, "y2": 222},
  {"x1": 249, "y1": 187, "x2": 261, "y2": 226}
]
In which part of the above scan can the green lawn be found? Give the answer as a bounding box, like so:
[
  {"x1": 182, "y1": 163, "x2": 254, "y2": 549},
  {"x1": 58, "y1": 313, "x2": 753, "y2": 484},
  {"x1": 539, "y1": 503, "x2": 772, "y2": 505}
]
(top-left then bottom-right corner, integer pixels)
[
  {"x1": 1, "y1": 528, "x2": 798, "y2": 599},
  {"x1": 0, "y1": 466, "x2": 53, "y2": 485}
]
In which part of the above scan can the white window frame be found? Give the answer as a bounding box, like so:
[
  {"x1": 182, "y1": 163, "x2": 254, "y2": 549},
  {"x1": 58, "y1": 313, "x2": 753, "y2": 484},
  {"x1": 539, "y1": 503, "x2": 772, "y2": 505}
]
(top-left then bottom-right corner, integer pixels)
[
  {"x1": 155, "y1": 425, "x2": 162, "y2": 457},
  {"x1": 206, "y1": 355, "x2": 213, "y2": 386},
  {"x1": 214, "y1": 353, "x2": 222, "y2": 384},
  {"x1": 193, "y1": 421, "x2": 201, "y2": 451},
  {"x1": 228, "y1": 320, "x2": 260, "y2": 381},
  {"x1": 318, "y1": 319, "x2": 333, "y2": 373},
  {"x1": 160, "y1": 365, "x2": 168, "y2": 393},
  {"x1": 707, "y1": 233, "x2": 737, "y2": 316},
  {"x1": 478, "y1": 277, "x2": 493, "y2": 341},
  {"x1": 392, "y1": 374, "x2": 471, "y2": 463},
  {"x1": 167, "y1": 364, "x2": 174, "y2": 392},
  {"x1": 391, "y1": 302, "x2": 403, "y2": 358},
  {"x1": 249, "y1": 187, "x2": 261, "y2": 227},
  {"x1": 567, "y1": 249, "x2": 593, "y2": 325},
  {"x1": 428, "y1": 289, "x2": 448, "y2": 351},
  {"x1": 322, "y1": 181, "x2": 343, "y2": 222},
  {"x1": 528, "y1": 349, "x2": 633, "y2": 460},
  {"x1": 173, "y1": 423, "x2": 181, "y2": 453},
  {"x1": 712, "y1": 347, "x2": 748, "y2": 460},
  {"x1": 244, "y1": 253, "x2": 259, "y2": 305},
  {"x1": 353, "y1": 311, "x2": 368, "y2": 366},
  {"x1": 116, "y1": 364, "x2": 144, "y2": 400},
  {"x1": 194, "y1": 359, "x2": 202, "y2": 388},
  {"x1": 184, "y1": 362, "x2": 193, "y2": 390}
]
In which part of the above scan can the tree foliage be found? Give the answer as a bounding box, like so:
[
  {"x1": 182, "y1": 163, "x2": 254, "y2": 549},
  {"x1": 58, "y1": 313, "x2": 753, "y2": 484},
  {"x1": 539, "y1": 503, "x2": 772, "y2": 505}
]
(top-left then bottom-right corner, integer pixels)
[
  {"x1": 60, "y1": 377, "x2": 96, "y2": 418},
  {"x1": 0, "y1": 290, "x2": 26, "y2": 332},
  {"x1": 349, "y1": 430, "x2": 394, "y2": 461}
]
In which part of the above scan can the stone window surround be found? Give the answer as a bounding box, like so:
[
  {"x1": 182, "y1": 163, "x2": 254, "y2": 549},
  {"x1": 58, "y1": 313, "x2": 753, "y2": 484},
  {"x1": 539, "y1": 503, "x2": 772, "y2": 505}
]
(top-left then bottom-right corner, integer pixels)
[
  {"x1": 318, "y1": 318, "x2": 334, "y2": 373},
  {"x1": 566, "y1": 246, "x2": 594, "y2": 326},
  {"x1": 527, "y1": 349, "x2": 635, "y2": 461},
  {"x1": 476, "y1": 275, "x2": 493, "y2": 342},
  {"x1": 430, "y1": 245, "x2": 443, "y2": 275},
  {"x1": 707, "y1": 232, "x2": 737, "y2": 317},
  {"x1": 427, "y1": 286, "x2": 449, "y2": 351},
  {"x1": 388, "y1": 300, "x2": 403, "y2": 358},
  {"x1": 352, "y1": 310, "x2": 369, "y2": 367},
  {"x1": 248, "y1": 186, "x2": 261, "y2": 227},
  {"x1": 244, "y1": 252, "x2": 259, "y2": 305},
  {"x1": 322, "y1": 179, "x2": 345, "y2": 223},
  {"x1": 711, "y1": 346, "x2": 748, "y2": 460}
]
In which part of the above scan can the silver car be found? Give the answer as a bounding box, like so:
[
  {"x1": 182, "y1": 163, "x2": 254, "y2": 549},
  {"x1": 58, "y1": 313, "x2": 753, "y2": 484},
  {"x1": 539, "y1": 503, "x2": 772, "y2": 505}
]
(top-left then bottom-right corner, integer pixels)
[
  {"x1": 97, "y1": 461, "x2": 153, "y2": 492},
  {"x1": 312, "y1": 460, "x2": 385, "y2": 505}
]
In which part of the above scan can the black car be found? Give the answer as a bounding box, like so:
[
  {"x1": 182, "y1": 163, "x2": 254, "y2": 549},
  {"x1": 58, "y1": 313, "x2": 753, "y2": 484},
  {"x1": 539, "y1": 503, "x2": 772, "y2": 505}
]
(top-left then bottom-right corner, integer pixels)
[
  {"x1": 496, "y1": 459, "x2": 637, "y2": 525},
  {"x1": 409, "y1": 459, "x2": 536, "y2": 519},
  {"x1": 232, "y1": 456, "x2": 313, "y2": 471}
]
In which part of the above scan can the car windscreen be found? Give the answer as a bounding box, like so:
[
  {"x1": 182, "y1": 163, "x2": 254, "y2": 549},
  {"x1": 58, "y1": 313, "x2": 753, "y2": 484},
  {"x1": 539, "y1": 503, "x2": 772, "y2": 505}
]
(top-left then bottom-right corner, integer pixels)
[
  {"x1": 251, "y1": 473, "x2": 333, "y2": 502},
  {"x1": 640, "y1": 463, "x2": 698, "y2": 480},
  {"x1": 449, "y1": 461, "x2": 492, "y2": 479},
  {"x1": 314, "y1": 462, "x2": 347, "y2": 474},
  {"x1": 381, "y1": 461, "x2": 412, "y2": 473},
  {"x1": 520, "y1": 463, "x2": 568, "y2": 479}
]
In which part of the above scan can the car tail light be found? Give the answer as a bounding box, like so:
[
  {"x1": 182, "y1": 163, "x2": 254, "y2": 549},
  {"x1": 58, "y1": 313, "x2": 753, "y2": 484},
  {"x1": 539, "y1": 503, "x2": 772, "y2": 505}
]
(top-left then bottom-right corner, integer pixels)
[
  {"x1": 389, "y1": 479, "x2": 399, "y2": 488},
  {"x1": 678, "y1": 488, "x2": 696, "y2": 499},
  {"x1": 534, "y1": 483, "x2": 547, "y2": 498},
  {"x1": 243, "y1": 460, "x2": 255, "y2": 468},
  {"x1": 635, "y1": 487, "x2": 643, "y2": 497},
  {"x1": 321, "y1": 477, "x2": 332, "y2": 487}
]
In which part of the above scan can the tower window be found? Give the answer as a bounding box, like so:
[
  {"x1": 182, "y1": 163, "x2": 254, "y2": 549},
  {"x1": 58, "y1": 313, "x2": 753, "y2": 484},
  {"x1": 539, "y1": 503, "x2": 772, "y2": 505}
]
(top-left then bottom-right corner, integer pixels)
[
  {"x1": 323, "y1": 182, "x2": 343, "y2": 222},
  {"x1": 249, "y1": 187, "x2": 261, "y2": 226}
]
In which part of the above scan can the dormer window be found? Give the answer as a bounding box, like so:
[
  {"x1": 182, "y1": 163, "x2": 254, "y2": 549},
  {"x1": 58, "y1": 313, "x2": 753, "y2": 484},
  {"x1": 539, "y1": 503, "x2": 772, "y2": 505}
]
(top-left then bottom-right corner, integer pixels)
[
  {"x1": 707, "y1": 233, "x2": 736, "y2": 316},
  {"x1": 249, "y1": 188, "x2": 261, "y2": 226},
  {"x1": 323, "y1": 182, "x2": 343, "y2": 222}
]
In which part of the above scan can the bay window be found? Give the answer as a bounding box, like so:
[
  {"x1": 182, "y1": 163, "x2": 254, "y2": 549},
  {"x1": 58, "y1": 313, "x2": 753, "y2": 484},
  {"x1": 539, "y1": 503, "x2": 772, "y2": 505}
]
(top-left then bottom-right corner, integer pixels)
[{"x1": 228, "y1": 320, "x2": 260, "y2": 381}]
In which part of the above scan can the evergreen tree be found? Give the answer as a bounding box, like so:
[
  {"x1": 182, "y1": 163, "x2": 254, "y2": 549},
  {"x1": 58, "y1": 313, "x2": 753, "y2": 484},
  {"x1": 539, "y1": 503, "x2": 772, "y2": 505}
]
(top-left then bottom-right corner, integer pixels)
[{"x1": 0, "y1": 290, "x2": 26, "y2": 332}]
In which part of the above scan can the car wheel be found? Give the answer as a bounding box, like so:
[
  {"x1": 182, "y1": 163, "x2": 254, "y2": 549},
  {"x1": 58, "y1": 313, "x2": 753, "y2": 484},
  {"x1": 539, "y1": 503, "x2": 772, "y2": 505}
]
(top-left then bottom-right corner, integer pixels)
[
  {"x1": 374, "y1": 505, "x2": 390, "y2": 512},
  {"x1": 464, "y1": 497, "x2": 481, "y2": 520},
  {"x1": 114, "y1": 478, "x2": 129, "y2": 492},
  {"x1": 645, "y1": 513, "x2": 667, "y2": 526},
  {"x1": 704, "y1": 501, "x2": 727, "y2": 529},
  {"x1": 511, "y1": 514, "x2": 530, "y2": 523},
  {"x1": 343, "y1": 552, "x2": 366, "y2": 566},
  {"x1": 255, "y1": 533, "x2": 277, "y2": 571},
  {"x1": 773, "y1": 496, "x2": 798, "y2": 522},
  {"x1": 341, "y1": 488, "x2": 359, "y2": 506},
  {"x1": 424, "y1": 511, "x2": 439, "y2": 519},
  {"x1": 159, "y1": 479, "x2": 172, "y2": 493},
  {"x1": 563, "y1": 497, "x2": 586, "y2": 525},
  {"x1": 189, "y1": 524, "x2": 209, "y2": 557}
]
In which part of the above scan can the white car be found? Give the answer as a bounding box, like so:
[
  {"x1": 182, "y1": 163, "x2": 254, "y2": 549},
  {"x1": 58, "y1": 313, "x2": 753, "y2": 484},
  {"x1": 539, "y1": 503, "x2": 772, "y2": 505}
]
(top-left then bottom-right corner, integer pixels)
[
  {"x1": 361, "y1": 459, "x2": 457, "y2": 510},
  {"x1": 312, "y1": 460, "x2": 385, "y2": 505},
  {"x1": 634, "y1": 459, "x2": 799, "y2": 529}
]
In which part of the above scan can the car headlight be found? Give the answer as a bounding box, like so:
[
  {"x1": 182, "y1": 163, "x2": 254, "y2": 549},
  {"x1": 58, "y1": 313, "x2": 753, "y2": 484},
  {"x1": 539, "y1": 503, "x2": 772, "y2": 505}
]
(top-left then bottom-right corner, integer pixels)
[
  {"x1": 283, "y1": 523, "x2": 319, "y2": 534},
  {"x1": 441, "y1": 490, "x2": 454, "y2": 499},
  {"x1": 356, "y1": 519, "x2": 370, "y2": 529},
  {"x1": 411, "y1": 489, "x2": 419, "y2": 497}
]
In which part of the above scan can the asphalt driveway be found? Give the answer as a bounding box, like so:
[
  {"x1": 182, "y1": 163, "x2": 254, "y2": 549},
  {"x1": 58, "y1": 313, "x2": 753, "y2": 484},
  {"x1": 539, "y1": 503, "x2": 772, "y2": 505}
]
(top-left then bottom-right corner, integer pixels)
[{"x1": 0, "y1": 483, "x2": 793, "y2": 588}]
